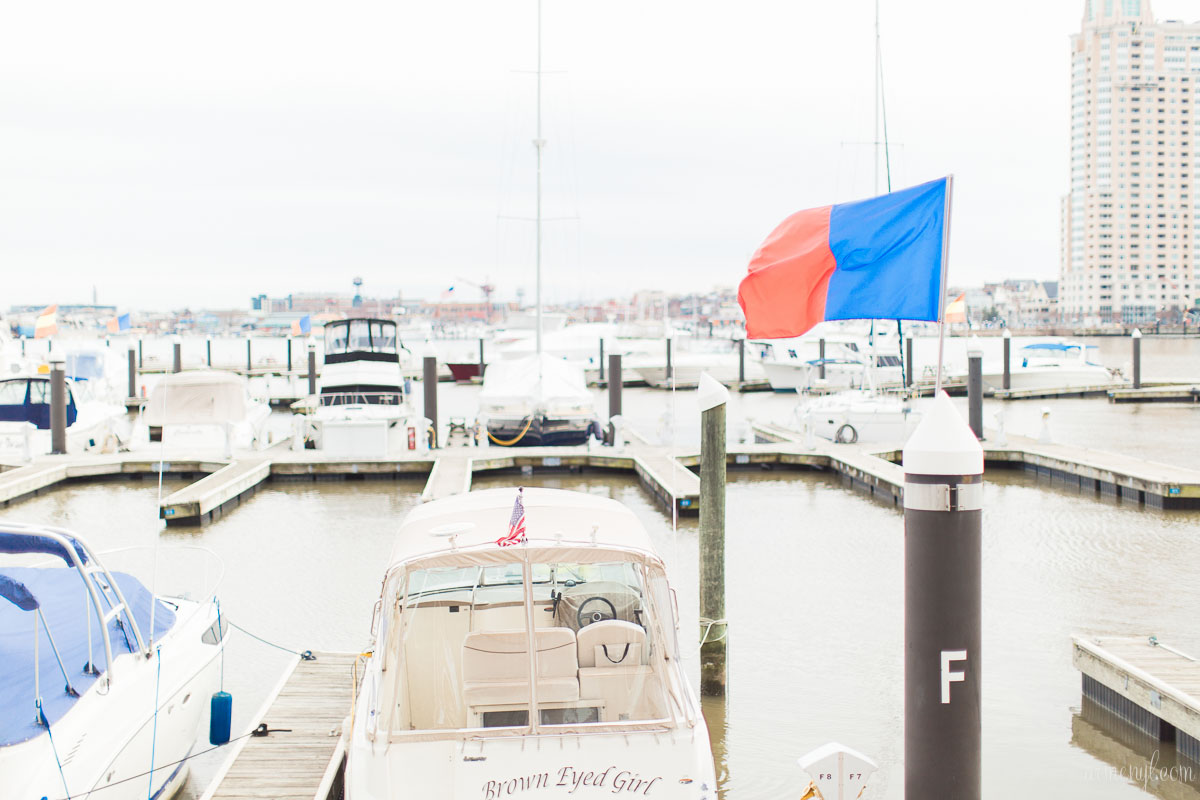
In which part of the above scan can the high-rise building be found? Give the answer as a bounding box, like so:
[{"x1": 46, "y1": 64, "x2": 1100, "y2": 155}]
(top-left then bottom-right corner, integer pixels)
[{"x1": 1060, "y1": 0, "x2": 1199, "y2": 324}]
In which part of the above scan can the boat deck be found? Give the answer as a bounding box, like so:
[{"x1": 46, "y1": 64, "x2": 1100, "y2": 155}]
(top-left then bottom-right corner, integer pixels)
[{"x1": 202, "y1": 651, "x2": 360, "y2": 800}]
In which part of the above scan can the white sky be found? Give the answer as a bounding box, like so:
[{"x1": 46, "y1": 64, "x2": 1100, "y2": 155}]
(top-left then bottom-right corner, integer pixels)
[{"x1": 2, "y1": 0, "x2": 1197, "y2": 311}]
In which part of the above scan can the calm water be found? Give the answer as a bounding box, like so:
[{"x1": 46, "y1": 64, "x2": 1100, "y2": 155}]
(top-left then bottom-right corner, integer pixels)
[{"x1": 7, "y1": 383, "x2": 1200, "y2": 799}]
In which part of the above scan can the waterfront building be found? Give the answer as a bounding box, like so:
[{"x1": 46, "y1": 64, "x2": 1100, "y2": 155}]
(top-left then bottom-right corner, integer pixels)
[{"x1": 1060, "y1": 0, "x2": 1200, "y2": 325}]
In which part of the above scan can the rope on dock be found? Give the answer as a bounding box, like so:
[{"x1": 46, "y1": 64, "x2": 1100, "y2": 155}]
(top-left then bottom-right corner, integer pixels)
[
  {"x1": 486, "y1": 415, "x2": 535, "y2": 446},
  {"x1": 698, "y1": 616, "x2": 729, "y2": 649},
  {"x1": 227, "y1": 619, "x2": 315, "y2": 661}
]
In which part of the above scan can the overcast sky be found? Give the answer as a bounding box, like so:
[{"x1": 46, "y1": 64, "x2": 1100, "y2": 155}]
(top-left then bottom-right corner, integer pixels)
[{"x1": 2, "y1": 1, "x2": 1197, "y2": 311}]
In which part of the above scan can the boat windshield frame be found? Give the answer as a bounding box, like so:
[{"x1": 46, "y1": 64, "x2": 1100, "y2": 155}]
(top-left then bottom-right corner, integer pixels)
[
  {"x1": 373, "y1": 542, "x2": 690, "y2": 744},
  {"x1": 324, "y1": 319, "x2": 400, "y2": 360}
]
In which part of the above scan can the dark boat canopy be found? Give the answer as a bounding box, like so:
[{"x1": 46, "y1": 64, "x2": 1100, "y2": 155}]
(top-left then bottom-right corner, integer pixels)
[{"x1": 324, "y1": 319, "x2": 400, "y2": 364}]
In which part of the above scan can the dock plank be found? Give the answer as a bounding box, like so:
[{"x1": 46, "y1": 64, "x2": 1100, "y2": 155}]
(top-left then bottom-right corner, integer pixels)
[
  {"x1": 161, "y1": 457, "x2": 272, "y2": 523},
  {"x1": 206, "y1": 651, "x2": 359, "y2": 800}
]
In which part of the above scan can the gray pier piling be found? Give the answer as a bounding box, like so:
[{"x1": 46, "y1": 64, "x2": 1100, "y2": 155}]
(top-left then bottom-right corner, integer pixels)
[
  {"x1": 1132, "y1": 328, "x2": 1142, "y2": 390},
  {"x1": 698, "y1": 373, "x2": 728, "y2": 696},
  {"x1": 50, "y1": 356, "x2": 67, "y2": 455},
  {"x1": 423, "y1": 356, "x2": 438, "y2": 448}
]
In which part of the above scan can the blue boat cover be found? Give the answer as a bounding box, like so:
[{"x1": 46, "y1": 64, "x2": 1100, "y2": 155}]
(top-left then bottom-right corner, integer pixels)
[
  {"x1": 0, "y1": 532, "x2": 89, "y2": 565},
  {"x1": 1022, "y1": 343, "x2": 1082, "y2": 352},
  {"x1": 0, "y1": 567, "x2": 176, "y2": 747}
]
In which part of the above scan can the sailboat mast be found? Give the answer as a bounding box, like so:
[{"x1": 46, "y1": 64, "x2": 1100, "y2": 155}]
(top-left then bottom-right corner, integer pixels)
[
  {"x1": 874, "y1": 0, "x2": 880, "y2": 197},
  {"x1": 534, "y1": 0, "x2": 544, "y2": 357}
]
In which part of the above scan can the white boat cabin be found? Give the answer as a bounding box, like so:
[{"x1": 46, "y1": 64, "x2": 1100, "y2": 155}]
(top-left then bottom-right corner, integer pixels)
[{"x1": 347, "y1": 488, "x2": 716, "y2": 799}]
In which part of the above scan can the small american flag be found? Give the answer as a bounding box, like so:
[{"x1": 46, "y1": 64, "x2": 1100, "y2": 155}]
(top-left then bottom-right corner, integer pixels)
[{"x1": 496, "y1": 488, "x2": 527, "y2": 547}]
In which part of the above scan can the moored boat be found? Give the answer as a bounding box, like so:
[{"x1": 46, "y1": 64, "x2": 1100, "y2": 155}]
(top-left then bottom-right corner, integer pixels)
[{"x1": 345, "y1": 488, "x2": 718, "y2": 799}]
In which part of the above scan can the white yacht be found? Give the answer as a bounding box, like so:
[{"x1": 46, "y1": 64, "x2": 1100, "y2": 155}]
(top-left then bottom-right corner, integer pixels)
[
  {"x1": 480, "y1": 354, "x2": 598, "y2": 447},
  {"x1": 0, "y1": 522, "x2": 225, "y2": 800},
  {"x1": 306, "y1": 318, "x2": 427, "y2": 456},
  {"x1": 0, "y1": 373, "x2": 130, "y2": 456},
  {"x1": 977, "y1": 341, "x2": 1123, "y2": 391},
  {"x1": 756, "y1": 335, "x2": 903, "y2": 393},
  {"x1": 345, "y1": 488, "x2": 718, "y2": 799}
]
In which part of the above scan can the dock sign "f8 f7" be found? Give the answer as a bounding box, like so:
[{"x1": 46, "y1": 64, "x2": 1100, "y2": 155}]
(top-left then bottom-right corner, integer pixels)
[{"x1": 941, "y1": 649, "x2": 968, "y2": 703}]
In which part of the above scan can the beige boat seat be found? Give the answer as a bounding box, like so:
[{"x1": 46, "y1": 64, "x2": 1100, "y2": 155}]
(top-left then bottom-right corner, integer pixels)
[
  {"x1": 577, "y1": 621, "x2": 656, "y2": 722},
  {"x1": 462, "y1": 628, "x2": 580, "y2": 707},
  {"x1": 577, "y1": 620, "x2": 646, "y2": 667}
]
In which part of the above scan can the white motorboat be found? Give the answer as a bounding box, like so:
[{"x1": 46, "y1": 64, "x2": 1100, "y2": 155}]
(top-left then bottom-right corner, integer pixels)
[
  {"x1": 345, "y1": 488, "x2": 718, "y2": 799},
  {"x1": 306, "y1": 319, "x2": 427, "y2": 456},
  {"x1": 755, "y1": 330, "x2": 904, "y2": 393},
  {"x1": 799, "y1": 389, "x2": 918, "y2": 444},
  {"x1": 480, "y1": 353, "x2": 598, "y2": 447},
  {"x1": 0, "y1": 522, "x2": 225, "y2": 800},
  {"x1": 977, "y1": 341, "x2": 1123, "y2": 391},
  {"x1": 0, "y1": 373, "x2": 130, "y2": 457},
  {"x1": 144, "y1": 370, "x2": 271, "y2": 456},
  {"x1": 633, "y1": 350, "x2": 765, "y2": 390}
]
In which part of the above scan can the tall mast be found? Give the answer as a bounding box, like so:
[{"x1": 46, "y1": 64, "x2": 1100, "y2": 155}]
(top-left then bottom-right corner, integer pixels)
[
  {"x1": 534, "y1": 0, "x2": 544, "y2": 356},
  {"x1": 874, "y1": 0, "x2": 880, "y2": 196}
]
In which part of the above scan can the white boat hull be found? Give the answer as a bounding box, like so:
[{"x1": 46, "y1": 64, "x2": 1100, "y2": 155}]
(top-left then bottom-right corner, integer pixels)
[{"x1": 0, "y1": 599, "x2": 223, "y2": 800}]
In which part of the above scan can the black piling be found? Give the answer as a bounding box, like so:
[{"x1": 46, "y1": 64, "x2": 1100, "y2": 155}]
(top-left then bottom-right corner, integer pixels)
[
  {"x1": 307, "y1": 343, "x2": 317, "y2": 396},
  {"x1": 206, "y1": 338, "x2": 213, "y2": 367},
  {"x1": 599, "y1": 340, "x2": 605, "y2": 383},
  {"x1": 903, "y1": 394, "x2": 983, "y2": 800},
  {"x1": 608, "y1": 354, "x2": 622, "y2": 420},
  {"x1": 906, "y1": 337, "x2": 914, "y2": 389},
  {"x1": 666, "y1": 338, "x2": 673, "y2": 383},
  {"x1": 246, "y1": 339, "x2": 253, "y2": 372},
  {"x1": 287, "y1": 339, "x2": 292, "y2": 372},
  {"x1": 127, "y1": 349, "x2": 137, "y2": 399},
  {"x1": 968, "y1": 349, "x2": 983, "y2": 440},
  {"x1": 1132, "y1": 329, "x2": 1142, "y2": 390},
  {"x1": 819, "y1": 338, "x2": 826, "y2": 381},
  {"x1": 478, "y1": 338, "x2": 486, "y2": 379},
  {"x1": 737, "y1": 338, "x2": 745, "y2": 383},
  {"x1": 50, "y1": 358, "x2": 67, "y2": 455},
  {"x1": 1002, "y1": 331, "x2": 1011, "y2": 392},
  {"x1": 423, "y1": 356, "x2": 438, "y2": 448},
  {"x1": 173, "y1": 341, "x2": 182, "y2": 374}
]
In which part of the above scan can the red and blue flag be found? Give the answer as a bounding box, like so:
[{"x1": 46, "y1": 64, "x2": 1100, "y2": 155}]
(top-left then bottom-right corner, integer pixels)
[{"x1": 738, "y1": 177, "x2": 950, "y2": 339}]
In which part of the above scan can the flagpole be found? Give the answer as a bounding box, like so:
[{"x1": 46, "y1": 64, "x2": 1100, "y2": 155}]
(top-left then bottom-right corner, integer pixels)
[{"x1": 934, "y1": 175, "x2": 954, "y2": 396}]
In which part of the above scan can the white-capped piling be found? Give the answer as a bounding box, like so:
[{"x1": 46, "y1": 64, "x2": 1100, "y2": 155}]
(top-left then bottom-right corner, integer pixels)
[
  {"x1": 819, "y1": 338, "x2": 826, "y2": 380},
  {"x1": 903, "y1": 392, "x2": 983, "y2": 799},
  {"x1": 172, "y1": 339, "x2": 182, "y2": 374},
  {"x1": 1002, "y1": 329, "x2": 1012, "y2": 391},
  {"x1": 967, "y1": 341, "x2": 983, "y2": 440},
  {"x1": 698, "y1": 372, "x2": 728, "y2": 696},
  {"x1": 1132, "y1": 328, "x2": 1142, "y2": 389},
  {"x1": 737, "y1": 338, "x2": 745, "y2": 383},
  {"x1": 423, "y1": 356, "x2": 438, "y2": 448},
  {"x1": 49, "y1": 354, "x2": 67, "y2": 455},
  {"x1": 598, "y1": 340, "x2": 605, "y2": 383}
]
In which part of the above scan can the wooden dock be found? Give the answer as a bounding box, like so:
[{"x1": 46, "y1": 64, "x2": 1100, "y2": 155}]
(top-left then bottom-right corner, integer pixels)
[
  {"x1": 1073, "y1": 636, "x2": 1200, "y2": 764},
  {"x1": 201, "y1": 651, "x2": 359, "y2": 800},
  {"x1": 161, "y1": 457, "x2": 273, "y2": 523},
  {"x1": 1109, "y1": 384, "x2": 1200, "y2": 404}
]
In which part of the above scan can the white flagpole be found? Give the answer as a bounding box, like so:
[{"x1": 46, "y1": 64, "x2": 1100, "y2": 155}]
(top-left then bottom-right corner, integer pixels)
[{"x1": 934, "y1": 175, "x2": 954, "y2": 395}]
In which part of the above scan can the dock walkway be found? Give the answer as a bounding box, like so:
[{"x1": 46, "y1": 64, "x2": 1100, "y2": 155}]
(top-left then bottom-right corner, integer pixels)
[
  {"x1": 203, "y1": 650, "x2": 359, "y2": 800},
  {"x1": 1073, "y1": 635, "x2": 1200, "y2": 764}
]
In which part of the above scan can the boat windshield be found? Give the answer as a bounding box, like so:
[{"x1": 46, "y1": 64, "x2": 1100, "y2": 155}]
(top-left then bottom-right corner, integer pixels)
[
  {"x1": 325, "y1": 320, "x2": 398, "y2": 356},
  {"x1": 378, "y1": 557, "x2": 677, "y2": 737}
]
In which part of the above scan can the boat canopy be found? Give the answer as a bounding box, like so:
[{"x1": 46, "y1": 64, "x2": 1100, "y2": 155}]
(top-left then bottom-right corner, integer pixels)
[
  {"x1": 0, "y1": 566, "x2": 175, "y2": 746},
  {"x1": 385, "y1": 488, "x2": 659, "y2": 571},
  {"x1": 324, "y1": 319, "x2": 400, "y2": 363},
  {"x1": 144, "y1": 370, "x2": 250, "y2": 425},
  {"x1": 1021, "y1": 342, "x2": 1084, "y2": 352},
  {"x1": 64, "y1": 351, "x2": 107, "y2": 382},
  {"x1": 0, "y1": 378, "x2": 78, "y2": 430},
  {"x1": 479, "y1": 353, "x2": 591, "y2": 413},
  {"x1": 0, "y1": 532, "x2": 89, "y2": 565}
]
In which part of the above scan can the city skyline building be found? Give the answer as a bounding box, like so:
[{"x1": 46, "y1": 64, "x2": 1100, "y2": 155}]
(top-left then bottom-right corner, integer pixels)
[{"x1": 1060, "y1": 0, "x2": 1200, "y2": 324}]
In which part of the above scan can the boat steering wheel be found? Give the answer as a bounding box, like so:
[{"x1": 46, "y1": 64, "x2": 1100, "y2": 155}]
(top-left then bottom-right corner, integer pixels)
[{"x1": 576, "y1": 597, "x2": 618, "y2": 628}]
